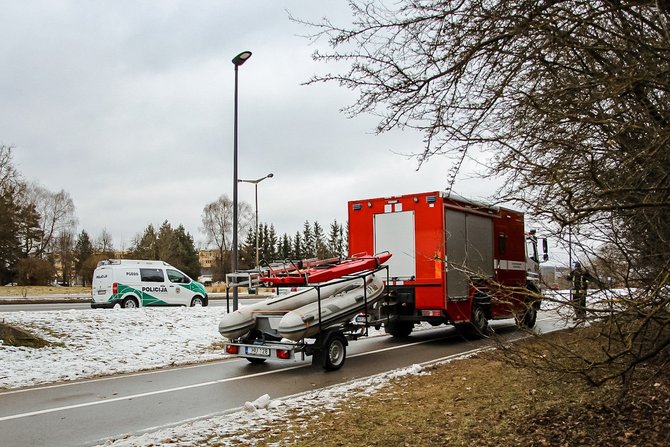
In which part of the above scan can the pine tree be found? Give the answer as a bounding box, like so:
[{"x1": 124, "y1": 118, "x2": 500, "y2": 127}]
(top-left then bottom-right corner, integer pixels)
[
  {"x1": 293, "y1": 231, "x2": 302, "y2": 260},
  {"x1": 313, "y1": 221, "x2": 328, "y2": 259},
  {"x1": 173, "y1": 225, "x2": 200, "y2": 280},
  {"x1": 279, "y1": 234, "x2": 292, "y2": 259},
  {"x1": 327, "y1": 220, "x2": 345, "y2": 258},
  {"x1": 302, "y1": 221, "x2": 314, "y2": 258},
  {"x1": 129, "y1": 224, "x2": 159, "y2": 259}
]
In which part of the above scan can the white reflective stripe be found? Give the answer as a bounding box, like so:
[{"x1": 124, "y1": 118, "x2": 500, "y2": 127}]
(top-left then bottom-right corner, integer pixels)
[{"x1": 495, "y1": 260, "x2": 526, "y2": 271}]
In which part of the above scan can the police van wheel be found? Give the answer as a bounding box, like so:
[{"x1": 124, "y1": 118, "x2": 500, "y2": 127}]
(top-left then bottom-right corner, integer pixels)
[
  {"x1": 190, "y1": 296, "x2": 205, "y2": 307},
  {"x1": 122, "y1": 297, "x2": 139, "y2": 309}
]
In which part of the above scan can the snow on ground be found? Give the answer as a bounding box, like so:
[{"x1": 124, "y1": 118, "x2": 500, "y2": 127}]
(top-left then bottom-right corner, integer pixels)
[
  {"x1": 0, "y1": 305, "x2": 449, "y2": 446},
  {"x1": 99, "y1": 362, "x2": 434, "y2": 447},
  {"x1": 0, "y1": 307, "x2": 232, "y2": 389}
]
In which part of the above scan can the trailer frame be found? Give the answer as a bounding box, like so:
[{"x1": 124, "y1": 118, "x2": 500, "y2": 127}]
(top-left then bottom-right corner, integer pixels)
[{"x1": 223, "y1": 264, "x2": 389, "y2": 371}]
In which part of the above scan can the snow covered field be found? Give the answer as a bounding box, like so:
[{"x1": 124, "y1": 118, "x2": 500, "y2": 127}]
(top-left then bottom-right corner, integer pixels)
[
  {"x1": 0, "y1": 306, "x2": 440, "y2": 446},
  {"x1": 0, "y1": 307, "x2": 232, "y2": 389}
]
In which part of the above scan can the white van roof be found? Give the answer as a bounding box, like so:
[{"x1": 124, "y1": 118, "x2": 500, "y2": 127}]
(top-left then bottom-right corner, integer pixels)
[{"x1": 96, "y1": 259, "x2": 174, "y2": 268}]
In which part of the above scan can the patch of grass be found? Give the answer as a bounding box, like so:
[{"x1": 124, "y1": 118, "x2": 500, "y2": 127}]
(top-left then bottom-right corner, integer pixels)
[
  {"x1": 0, "y1": 322, "x2": 54, "y2": 348},
  {"x1": 0, "y1": 285, "x2": 90, "y2": 297},
  {"x1": 210, "y1": 328, "x2": 669, "y2": 447},
  {"x1": 207, "y1": 340, "x2": 228, "y2": 352}
]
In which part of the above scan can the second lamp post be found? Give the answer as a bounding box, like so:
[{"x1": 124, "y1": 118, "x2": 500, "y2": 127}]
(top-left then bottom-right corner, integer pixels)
[{"x1": 239, "y1": 173, "x2": 274, "y2": 271}]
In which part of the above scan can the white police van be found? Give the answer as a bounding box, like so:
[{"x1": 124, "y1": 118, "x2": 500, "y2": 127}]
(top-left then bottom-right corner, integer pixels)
[{"x1": 91, "y1": 259, "x2": 208, "y2": 308}]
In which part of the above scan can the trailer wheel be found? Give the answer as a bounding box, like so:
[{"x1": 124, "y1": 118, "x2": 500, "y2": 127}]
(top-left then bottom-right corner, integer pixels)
[
  {"x1": 470, "y1": 305, "x2": 491, "y2": 336},
  {"x1": 386, "y1": 319, "x2": 413, "y2": 338},
  {"x1": 322, "y1": 333, "x2": 347, "y2": 371},
  {"x1": 121, "y1": 296, "x2": 139, "y2": 309}
]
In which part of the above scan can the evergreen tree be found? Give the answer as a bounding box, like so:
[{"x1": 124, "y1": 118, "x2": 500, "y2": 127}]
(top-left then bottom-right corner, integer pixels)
[
  {"x1": 173, "y1": 225, "x2": 200, "y2": 280},
  {"x1": 302, "y1": 221, "x2": 314, "y2": 258},
  {"x1": 129, "y1": 224, "x2": 159, "y2": 259},
  {"x1": 240, "y1": 229, "x2": 256, "y2": 270},
  {"x1": 129, "y1": 222, "x2": 200, "y2": 280},
  {"x1": 313, "y1": 221, "x2": 328, "y2": 259},
  {"x1": 327, "y1": 220, "x2": 345, "y2": 258},
  {"x1": 157, "y1": 221, "x2": 178, "y2": 264},
  {"x1": 267, "y1": 224, "x2": 279, "y2": 260},
  {"x1": 259, "y1": 223, "x2": 271, "y2": 263},
  {"x1": 17, "y1": 202, "x2": 42, "y2": 258},
  {"x1": 293, "y1": 231, "x2": 302, "y2": 260},
  {"x1": 74, "y1": 230, "x2": 95, "y2": 286},
  {"x1": 279, "y1": 234, "x2": 292, "y2": 260},
  {"x1": 0, "y1": 195, "x2": 20, "y2": 283}
]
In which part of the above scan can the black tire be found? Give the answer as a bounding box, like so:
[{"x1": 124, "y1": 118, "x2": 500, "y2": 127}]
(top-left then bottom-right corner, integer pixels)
[
  {"x1": 322, "y1": 333, "x2": 347, "y2": 371},
  {"x1": 470, "y1": 305, "x2": 490, "y2": 336},
  {"x1": 190, "y1": 296, "x2": 206, "y2": 307},
  {"x1": 121, "y1": 296, "x2": 139, "y2": 309},
  {"x1": 518, "y1": 304, "x2": 537, "y2": 328},
  {"x1": 245, "y1": 357, "x2": 267, "y2": 364},
  {"x1": 385, "y1": 319, "x2": 414, "y2": 338}
]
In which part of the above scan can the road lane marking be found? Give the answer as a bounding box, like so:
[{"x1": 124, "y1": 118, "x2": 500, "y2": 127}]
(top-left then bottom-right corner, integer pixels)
[
  {"x1": 1, "y1": 313, "x2": 568, "y2": 422},
  {"x1": 0, "y1": 335, "x2": 449, "y2": 422},
  {"x1": 0, "y1": 365, "x2": 307, "y2": 423}
]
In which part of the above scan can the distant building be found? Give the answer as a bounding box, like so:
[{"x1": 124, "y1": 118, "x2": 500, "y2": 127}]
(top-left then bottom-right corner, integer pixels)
[{"x1": 198, "y1": 249, "x2": 221, "y2": 277}]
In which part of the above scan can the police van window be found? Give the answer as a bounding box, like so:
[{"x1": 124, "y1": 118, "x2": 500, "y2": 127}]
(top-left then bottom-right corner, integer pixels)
[
  {"x1": 167, "y1": 269, "x2": 189, "y2": 284},
  {"x1": 140, "y1": 268, "x2": 165, "y2": 282}
]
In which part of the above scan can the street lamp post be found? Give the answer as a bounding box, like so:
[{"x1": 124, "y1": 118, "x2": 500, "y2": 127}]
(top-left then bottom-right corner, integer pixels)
[
  {"x1": 231, "y1": 50, "x2": 252, "y2": 312},
  {"x1": 239, "y1": 173, "x2": 274, "y2": 271}
]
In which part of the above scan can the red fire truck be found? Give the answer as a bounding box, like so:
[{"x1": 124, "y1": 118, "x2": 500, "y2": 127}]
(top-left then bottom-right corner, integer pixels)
[{"x1": 348, "y1": 191, "x2": 547, "y2": 337}]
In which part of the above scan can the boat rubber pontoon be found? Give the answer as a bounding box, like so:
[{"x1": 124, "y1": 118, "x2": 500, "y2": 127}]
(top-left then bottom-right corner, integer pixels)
[{"x1": 220, "y1": 252, "x2": 391, "y2": 371}]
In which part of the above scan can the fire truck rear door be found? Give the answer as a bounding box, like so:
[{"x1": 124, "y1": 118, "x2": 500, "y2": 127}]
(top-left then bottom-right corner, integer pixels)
[{"x1": 374, "y1": 211, "x2": 416, "y2": 280}]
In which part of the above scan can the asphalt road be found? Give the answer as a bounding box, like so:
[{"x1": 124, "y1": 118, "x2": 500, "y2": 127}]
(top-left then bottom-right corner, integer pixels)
[{"x1": 0, "y1": 314, "x2": 565, "y2": 447}]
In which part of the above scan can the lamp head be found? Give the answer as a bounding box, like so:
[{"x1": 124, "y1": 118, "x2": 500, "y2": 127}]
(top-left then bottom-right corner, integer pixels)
[
  {"x1": 267, "y1": 173, "x2": 274, "y2": 178},
  {"x1": 232, "y1": 51, "x2": 252, "y2": 66}
]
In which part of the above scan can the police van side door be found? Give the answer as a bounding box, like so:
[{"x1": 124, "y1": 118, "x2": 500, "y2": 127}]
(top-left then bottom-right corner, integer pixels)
[
  {"x1": 166, "y1": 268, "x2": 191, "y2": 305},
  {"x1": 139, "y1": 268, "x2": 170, "y2": 306}
]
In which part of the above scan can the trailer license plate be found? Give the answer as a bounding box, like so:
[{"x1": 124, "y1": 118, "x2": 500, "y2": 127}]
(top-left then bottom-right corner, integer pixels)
[{"x1": 246, "y1": 346, "x2": 270, "y2": 356}]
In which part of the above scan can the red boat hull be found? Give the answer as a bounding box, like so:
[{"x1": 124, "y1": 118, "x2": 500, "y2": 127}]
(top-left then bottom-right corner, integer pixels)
[{"x1": 260, "y1": 252, "x2": 392, "y2": 286}]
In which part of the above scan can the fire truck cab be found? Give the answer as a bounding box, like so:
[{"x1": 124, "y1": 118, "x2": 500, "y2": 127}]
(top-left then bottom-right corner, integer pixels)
[{"x1": 348, "y1": 191, "x2": 547, "y2": 337}]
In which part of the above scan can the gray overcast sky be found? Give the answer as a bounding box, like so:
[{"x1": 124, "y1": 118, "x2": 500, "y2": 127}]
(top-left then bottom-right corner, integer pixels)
[{"x1": 1, "y1": 0, "x2": 500, "y2": 250}]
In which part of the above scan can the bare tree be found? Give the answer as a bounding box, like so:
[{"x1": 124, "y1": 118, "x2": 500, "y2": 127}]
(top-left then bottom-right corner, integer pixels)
[
  {"x1": 26, "y1": 183, "x2": 77, "y2": 257},
  {"x1": 201, "y1": 195, "x2": 253, "y2": 279},
  {"x1": 298, "y1": 0, "x2": 670, "y2": 392},
  {"x1": 95, "y1": 228, "x2": 114, "y2": 256}
]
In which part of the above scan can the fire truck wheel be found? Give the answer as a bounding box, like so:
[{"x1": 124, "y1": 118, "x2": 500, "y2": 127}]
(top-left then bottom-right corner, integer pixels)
[
  {"x1": 518, "y1": 305, "x2": 537, "y2": 328},
  {"x1": 386, "y1": 320, "x2": 414, "y2": 338},
  {"x1": 471, "y1": 305, "x2": 491, "y2": 336},
  {"x1": 318, "y1": 332, "x2": 347, "y2": 371},
  {"x1": 245, "y1": 357, "x2": 267, "y2": 364}
]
